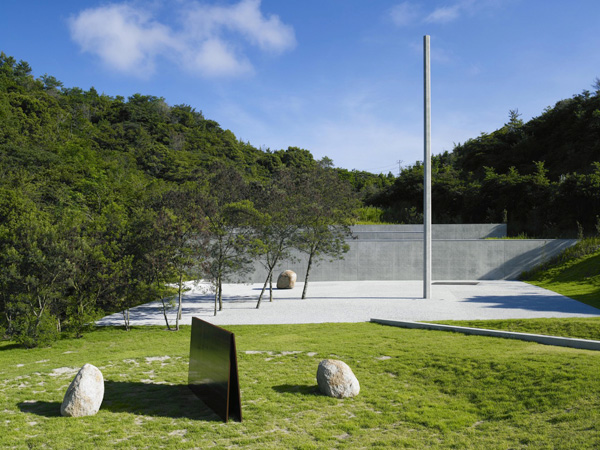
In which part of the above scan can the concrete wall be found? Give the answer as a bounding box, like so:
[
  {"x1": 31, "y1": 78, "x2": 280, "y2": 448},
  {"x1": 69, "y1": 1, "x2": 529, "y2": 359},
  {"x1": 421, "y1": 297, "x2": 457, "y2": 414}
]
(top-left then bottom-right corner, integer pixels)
[
  {"x1": 239, "y1": 224, "x2": 575, "y2": 282},
  {"x1": 351, "y1": 224, "x2": 507, "y2": 240}
]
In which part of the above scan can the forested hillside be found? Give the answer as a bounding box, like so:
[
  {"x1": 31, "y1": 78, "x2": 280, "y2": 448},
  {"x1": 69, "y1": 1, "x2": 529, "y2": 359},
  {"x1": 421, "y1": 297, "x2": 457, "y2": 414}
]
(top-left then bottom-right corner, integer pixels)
[
  {"x1": 2, "y1": 51, "x2": 599, "y2": 346},
  {"x1": 0, "y1": 53, "x2": 368, "y2": 347},
  {"x1": 370, "y1": 83, "x2": 600, "y2": 237}
]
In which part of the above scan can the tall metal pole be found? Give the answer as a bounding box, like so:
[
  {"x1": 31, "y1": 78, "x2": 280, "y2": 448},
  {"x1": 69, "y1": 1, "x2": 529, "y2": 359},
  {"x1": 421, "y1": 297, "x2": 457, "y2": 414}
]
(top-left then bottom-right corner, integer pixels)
[{"x1": 423, "y1": 35, "x2": 432, "y2": 299}]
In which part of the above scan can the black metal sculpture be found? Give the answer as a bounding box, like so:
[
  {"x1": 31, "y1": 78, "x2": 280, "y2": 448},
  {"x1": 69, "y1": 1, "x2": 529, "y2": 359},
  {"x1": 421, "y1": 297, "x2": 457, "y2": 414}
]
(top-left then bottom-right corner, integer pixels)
[{"x1": 188, "y1": 317, "x2": 242, "y2": 422}]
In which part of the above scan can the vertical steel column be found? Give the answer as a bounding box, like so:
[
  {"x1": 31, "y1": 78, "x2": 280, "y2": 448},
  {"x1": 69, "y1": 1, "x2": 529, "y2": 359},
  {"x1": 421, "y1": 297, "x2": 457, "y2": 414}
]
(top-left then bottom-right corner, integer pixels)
[{"x1": 423, "y1": 35, "x2": 432, "y2": 299}]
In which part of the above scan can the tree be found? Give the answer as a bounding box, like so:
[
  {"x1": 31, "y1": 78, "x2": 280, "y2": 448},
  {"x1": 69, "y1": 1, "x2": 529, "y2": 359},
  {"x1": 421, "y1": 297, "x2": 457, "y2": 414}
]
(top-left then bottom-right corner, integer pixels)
[
  {"x1": 136, "y1": 186, "x2": 208, "y2": 331},
  {"x1": 62, "y1": 219, "x2": 105, "y2": 338},
  {"x1": 253, "y1": 169, "x2": 301, "y2": 308},
  {"x1": 0, "y1": 189, "x2": 67, "y2": 347},
  {"x1": 123, "y1": 204, "x2": 178, "y2": 331},
  {"x1": 294, "y1": 168, "x2": 358, "y2": 299},
  {"x1": 200, "y1": 164, "x2": 258, "y2": 315},
  {"x1": 318, "y1": 156, "x2": 334, "y2": 169},
  {"x1": 205, "y1": 200, "x2": 260, "y2": 315},
  {"x1": 161, "y1": 186, "x2": 208, "y2": 329}
]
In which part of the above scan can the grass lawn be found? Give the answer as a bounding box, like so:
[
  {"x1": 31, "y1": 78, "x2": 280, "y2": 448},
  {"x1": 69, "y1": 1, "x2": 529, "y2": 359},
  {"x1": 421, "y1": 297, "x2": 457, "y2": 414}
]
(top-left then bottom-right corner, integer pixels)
[
  {"x1": 431, "y1": 317, "x2": 600, "y2": 341},
  {"x1": 522, "y1": 240, "x2": 600, "y2": 311},
  {"x1": 1, "y1": 322, "x2": 599, "y2": 449}
]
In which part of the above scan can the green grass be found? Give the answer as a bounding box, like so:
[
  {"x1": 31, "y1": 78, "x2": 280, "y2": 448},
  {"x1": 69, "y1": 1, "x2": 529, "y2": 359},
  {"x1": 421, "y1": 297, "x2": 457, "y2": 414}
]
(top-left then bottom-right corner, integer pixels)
[
  {"x1": 354, "y1": 206, "x2": 396, "y2": 225},
  {"x1": 1, "y1": 322, "x2": 600, "y2": 449},
  {"x1": 521, "y1": 238, "x2": 600, "y2": 310},
  {"x1": 485, "y1": 233, "x2": 530, "y2": 239},
  {"x1": 431, "y1": 317, "x2": 600, "y2": 340}
]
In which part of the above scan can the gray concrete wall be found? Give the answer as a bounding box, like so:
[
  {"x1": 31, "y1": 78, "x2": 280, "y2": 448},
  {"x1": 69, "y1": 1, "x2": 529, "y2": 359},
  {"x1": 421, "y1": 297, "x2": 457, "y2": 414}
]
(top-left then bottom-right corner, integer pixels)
[
  {"x1": 240, "y1": 234, "x2": 576, "y2": 283},
  {"x1": 351, "y1": 224, "x2": 507, "y2": 240}
]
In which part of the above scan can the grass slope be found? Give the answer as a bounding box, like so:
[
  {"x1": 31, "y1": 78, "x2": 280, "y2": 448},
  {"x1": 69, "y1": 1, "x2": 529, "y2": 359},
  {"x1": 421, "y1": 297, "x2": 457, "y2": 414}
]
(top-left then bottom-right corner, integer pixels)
[
  {"x1": 1, "y1": 323, "x2": 599, "y2": 449},
  {"x1": 522, "y1": 239, "x2": 600, "y2": 310},
  {"x1": 432, "y1": 317, "x2": 600, "y2": 340}
]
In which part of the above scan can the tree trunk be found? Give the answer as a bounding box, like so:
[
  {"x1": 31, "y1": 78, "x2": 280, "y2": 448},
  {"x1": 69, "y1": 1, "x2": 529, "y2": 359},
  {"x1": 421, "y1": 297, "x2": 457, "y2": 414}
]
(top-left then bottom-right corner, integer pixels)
[
  {"x1": 122, "y1": 308, "x2": 130, "y2": 331},
  {"x1": 256, "y1": 270, "x2": 272, "y2": 309},
  {"x1": 214, "y1": 285, "x2": 218, "y2": 316},
  {"x1": 176, "y1": 273, "x2": 183, "y2": 331},
  {"x1": 161, "y1": 297, "x2": 172, "y2": 330},
  {"x1": 4, "y1": 312, "x2": 13, "y2": 336},
  {"x1": 302, "y1": 251, "x2": 314, "y2": 299},
  {"x1": 269, "y1": 271, "x2": 273, "y2": 302},
  {"x1": 218, "y1": 275, "x2": 223, "y2": 311}
]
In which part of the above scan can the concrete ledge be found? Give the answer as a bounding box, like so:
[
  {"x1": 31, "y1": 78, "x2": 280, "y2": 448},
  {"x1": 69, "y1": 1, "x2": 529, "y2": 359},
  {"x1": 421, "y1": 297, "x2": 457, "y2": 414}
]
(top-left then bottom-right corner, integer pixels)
[{"x1": 370, "y1": 318, "x2": 600, "y2": 351}]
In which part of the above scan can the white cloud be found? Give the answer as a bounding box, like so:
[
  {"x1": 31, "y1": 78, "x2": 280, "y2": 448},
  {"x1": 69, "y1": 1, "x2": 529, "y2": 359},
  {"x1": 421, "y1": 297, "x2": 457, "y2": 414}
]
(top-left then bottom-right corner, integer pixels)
[
  {"x1": 68, "y1": 0, "x2": 295, "y2": 78},
  {"x1": 68, "y1": 4, "x2": 174, "y2": 76},
  {"x1": 188, "y1": 38, "x2": 253, "y2": 77},
  {"x1": 389, "y1": 2, "x2": 421, "y2": 27},
  {"x1": 390, "y1": 0, "x2": 491, "y2": 26},
  {"x1": 425, "y1": 4, "x2": 463, "y2": 23},
  {"x1": 183, "y1": 0, "x2": 295, "y2": 53}
]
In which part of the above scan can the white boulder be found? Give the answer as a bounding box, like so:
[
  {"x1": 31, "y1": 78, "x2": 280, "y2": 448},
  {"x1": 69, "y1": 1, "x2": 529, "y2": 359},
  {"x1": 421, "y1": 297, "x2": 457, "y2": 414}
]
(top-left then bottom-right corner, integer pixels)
[
  {"x1": 61, "y1": 364, "x2": 104, "y2": 417},
  {"x1": 277, "y1": 270, "x2": 297, "y2": 289},
  {"x1": 316, "y1": 359, "x2": 360, "y2": 398}
]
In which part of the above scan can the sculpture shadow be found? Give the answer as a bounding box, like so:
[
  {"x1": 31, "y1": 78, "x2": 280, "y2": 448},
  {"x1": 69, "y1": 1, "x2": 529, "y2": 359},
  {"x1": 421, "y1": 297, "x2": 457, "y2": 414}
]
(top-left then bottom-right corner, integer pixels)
[
  {"x1": 272, "y1": 384, "x2": 321, "y2": 397},
  {"x1": 101, "y1": 380, "x2": 221, "y2": 421},
  {"x1": 20, "y1": 382, "x2": 221, "y2": 421},
  {"x1": 18, "y1": 401, "x2": 62, "y2": 417}
]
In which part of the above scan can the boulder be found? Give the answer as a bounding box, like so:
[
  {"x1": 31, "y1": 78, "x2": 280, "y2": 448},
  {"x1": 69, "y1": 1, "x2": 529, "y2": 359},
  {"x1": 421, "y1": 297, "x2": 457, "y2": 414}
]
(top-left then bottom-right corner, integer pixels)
[
  {"x1": 276, "y1": 270, "x2": 297, "y2": 289},
  {"x1": 61, "y1": 364, "x2": 104, "y2": 417},
  {"x1": 316, "y1": 359, "x2": 360, "y2": 398}
]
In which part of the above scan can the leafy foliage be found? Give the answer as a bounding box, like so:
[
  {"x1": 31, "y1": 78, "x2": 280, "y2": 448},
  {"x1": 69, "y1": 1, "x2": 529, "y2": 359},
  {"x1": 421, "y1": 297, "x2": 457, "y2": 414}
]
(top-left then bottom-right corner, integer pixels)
[
  {"x1": 370, "y1": 87, "x2": 600, "y2": 237},
  {"x1": 292, "y1": 167, "x2": 359, "y2": 298},
  {"x1": 0, "y1": 53, "x2": 362, "y2": 345}
]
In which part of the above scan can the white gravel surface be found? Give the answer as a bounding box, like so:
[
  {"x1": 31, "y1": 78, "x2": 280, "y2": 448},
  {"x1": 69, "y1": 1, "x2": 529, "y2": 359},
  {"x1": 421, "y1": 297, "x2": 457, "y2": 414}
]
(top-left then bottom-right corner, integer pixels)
[{"x1": 96, "y1": 280, "x2": 600, "y2": 327}]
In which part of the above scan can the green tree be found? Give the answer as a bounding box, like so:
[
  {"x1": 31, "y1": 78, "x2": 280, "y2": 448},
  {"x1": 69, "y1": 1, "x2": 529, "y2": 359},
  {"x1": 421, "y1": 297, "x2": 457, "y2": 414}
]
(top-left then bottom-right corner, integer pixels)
[
  {"x1": 200, "y1": 164, "x2": 257, "y2": 314},
  {"x1": 253, "y1": 169, "x2": 301, "y2": 308},
  {"x1": 159, "y1": 186, "x2": 208, "y2": 329},
  {"x1": 294, "y1": 167, "x2": 358, "y2": 299},
  {"x1": 0, "y1": 189, "x2": 67, "y2": 347}
]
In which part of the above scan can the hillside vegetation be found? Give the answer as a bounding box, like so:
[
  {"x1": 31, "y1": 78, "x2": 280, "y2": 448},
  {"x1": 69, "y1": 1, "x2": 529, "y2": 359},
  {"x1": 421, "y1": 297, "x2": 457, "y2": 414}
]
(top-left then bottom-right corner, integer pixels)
[
  {"x1": 2, "y1": 51, "x2": 600, "y2": 347},
  {"x1": 369, "y1": 84, "x2": 600, "y2": 237},
  {"x1": 521, "y1": 237, "x2": 600, "y2": 310},
  {"x1": 0, "y1": 53, "x2": 370, "y2": 347}
]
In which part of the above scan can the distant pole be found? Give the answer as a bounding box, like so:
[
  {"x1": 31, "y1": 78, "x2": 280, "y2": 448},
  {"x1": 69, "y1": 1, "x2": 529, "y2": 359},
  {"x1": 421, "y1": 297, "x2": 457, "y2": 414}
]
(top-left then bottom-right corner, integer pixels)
[{"x1": 423, "y1": 35, "x2": 432, "y2": 299}]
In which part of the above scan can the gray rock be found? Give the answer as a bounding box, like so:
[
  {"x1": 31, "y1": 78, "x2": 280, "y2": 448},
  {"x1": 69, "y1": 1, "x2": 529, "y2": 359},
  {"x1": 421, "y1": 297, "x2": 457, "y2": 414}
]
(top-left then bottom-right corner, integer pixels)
[
  {"x1": 277, "y1": 270, "x2": 297, "y2": 289},
  {"x1": 316, "y1": 359, "x2": 360, "y2": 398},
  {"x1": 61, "y1": 364, "x2": 104, "y2": 417}
]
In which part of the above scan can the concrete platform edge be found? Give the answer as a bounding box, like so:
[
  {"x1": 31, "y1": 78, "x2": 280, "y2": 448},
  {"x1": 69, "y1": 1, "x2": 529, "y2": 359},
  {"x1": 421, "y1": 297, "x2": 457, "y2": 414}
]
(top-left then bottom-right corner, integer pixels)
[{"x1": 370, "y1": 318, "x2": 600, "y2": 351}]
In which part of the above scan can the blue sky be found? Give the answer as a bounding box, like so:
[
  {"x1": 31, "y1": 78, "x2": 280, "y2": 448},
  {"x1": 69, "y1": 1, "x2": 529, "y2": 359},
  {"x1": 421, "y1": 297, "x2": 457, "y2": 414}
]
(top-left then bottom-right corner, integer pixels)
[{"x1": 2, "y1": 0, "x2": 599, "y2": 173}]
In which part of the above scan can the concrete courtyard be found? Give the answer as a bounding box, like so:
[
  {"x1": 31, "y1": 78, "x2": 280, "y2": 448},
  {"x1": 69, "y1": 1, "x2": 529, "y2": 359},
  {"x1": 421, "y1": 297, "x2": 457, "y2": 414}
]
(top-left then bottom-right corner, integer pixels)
[{"x1": 97, "y1": 280, "x2": 600, "y2": 327}]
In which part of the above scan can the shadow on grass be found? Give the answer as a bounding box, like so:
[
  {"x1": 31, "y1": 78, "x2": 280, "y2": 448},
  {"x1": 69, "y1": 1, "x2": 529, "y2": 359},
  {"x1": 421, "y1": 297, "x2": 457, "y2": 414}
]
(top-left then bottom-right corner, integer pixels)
[
  {"x1": 102, "y1": 381, "x2": 221, "y2": 421},
  {"x1": 0, "y1": 342, "x2": 23, "y2": 351},
  {"x1": 525, "y1": 252, "x2": 600, "y2": 310},
  {"x1": 19, "y1": 382, "x2": 221, "y2": 421},
  {"x1": 272, "y1": 384, "x2": 321, "y2": 396},
  {"x1": 18, "y1": 401, "x2": 62, "y2": 417}
]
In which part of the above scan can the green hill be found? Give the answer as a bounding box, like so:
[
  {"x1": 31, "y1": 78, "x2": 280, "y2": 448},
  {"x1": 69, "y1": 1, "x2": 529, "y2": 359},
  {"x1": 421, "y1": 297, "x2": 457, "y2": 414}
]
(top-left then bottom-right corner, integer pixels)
[
  {"x1": 0, "y1": 52, "x2": 390, "y2": 347},
  {"x1": 369, "y1": 83, "x2": 600, "y2": 237},
  {"x1": 521, "y1": 238, "x2": 600, "y2": 310},
  {"x1": 0, "y1": 52, "x2": 318, "y2": 186}
]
